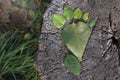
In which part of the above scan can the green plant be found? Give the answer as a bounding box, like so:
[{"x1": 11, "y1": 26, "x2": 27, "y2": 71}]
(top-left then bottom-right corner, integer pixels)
[
  {"x1": 0, "y1": 31, "x2": 38, "y2": 80},
  {"x1": 52, "y1": 6, "x2": 97, "y2": 75},
  {"x1": 21, "y1": 0, "x2": 36, "y2": 9},
  {"x1": 0, "y1": 0, "x2": 51, "y2": 79}
]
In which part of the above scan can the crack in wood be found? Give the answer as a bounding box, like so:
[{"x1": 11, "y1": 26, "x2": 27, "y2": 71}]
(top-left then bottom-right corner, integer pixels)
[{"x1": 104, "y1": 12, "x2": 120, "y2": 65}]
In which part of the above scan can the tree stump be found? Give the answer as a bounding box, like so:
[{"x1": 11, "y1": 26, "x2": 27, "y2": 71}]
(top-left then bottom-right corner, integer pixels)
[{"x1": 37, "y1": 0, "x2": 120, "y2": 80}]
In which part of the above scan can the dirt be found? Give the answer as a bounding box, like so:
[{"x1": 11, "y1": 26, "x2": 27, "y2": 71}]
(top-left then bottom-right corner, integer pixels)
[
  {"x1": 0, "y1": 0, "x2": 37, "y2": 27},
  {"x1": 37, "y1": 0, "x2": 120, "y2": 80}
]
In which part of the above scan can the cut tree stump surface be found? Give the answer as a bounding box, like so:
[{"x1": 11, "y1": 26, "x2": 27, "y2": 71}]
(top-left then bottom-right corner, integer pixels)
[{"x1": 37, "y1": 0, "x2": 120, "y2": 80}]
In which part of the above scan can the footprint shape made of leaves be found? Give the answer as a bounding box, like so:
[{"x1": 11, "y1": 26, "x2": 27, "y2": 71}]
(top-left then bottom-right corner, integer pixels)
[{"x1": 52, "y1": 6, "x2": 97, "y2": 75}]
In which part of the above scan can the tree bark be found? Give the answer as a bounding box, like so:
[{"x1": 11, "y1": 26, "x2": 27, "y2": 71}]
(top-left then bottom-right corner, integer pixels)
[{"x1": 37, "y1": 0, "x2": 120, "y2": 80}]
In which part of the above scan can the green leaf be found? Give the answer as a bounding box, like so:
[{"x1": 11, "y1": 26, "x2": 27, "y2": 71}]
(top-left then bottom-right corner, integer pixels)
[
  {"x1": 82, "y1": 12, "x2": 89, "y2": 21},
  {"x1": 62, "y1": 22, "x2": 91, "y2": 60},
  {"x1": 74, "y1": 8, "x2": 82, "y2": 19},
  {"x1": 64, "y1": 6, "x2": 74, "y2": 20},
  {"x1": 52, "y1": 14, "x2": 66, "y2": 28},
  {"x1": 89, "y1": 18, "x2": 97, "y2": 28},
  {"x1": 64, "y1": 54, "x2": 81, "y2": 75}
]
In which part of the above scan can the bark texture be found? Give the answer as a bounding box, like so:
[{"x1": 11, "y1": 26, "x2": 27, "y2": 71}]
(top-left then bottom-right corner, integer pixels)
[{"x1": 37, "y1": 0, "x2": 120, "y2": 80}]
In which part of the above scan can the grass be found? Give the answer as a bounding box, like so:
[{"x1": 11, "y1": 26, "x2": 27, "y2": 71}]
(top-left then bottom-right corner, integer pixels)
[
  {"x1": 0, "y1": 31, "x2": 38, "y2": 80},
  {"x1": 0, "y1": 0, "x2": 51, "y2": 80}
]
